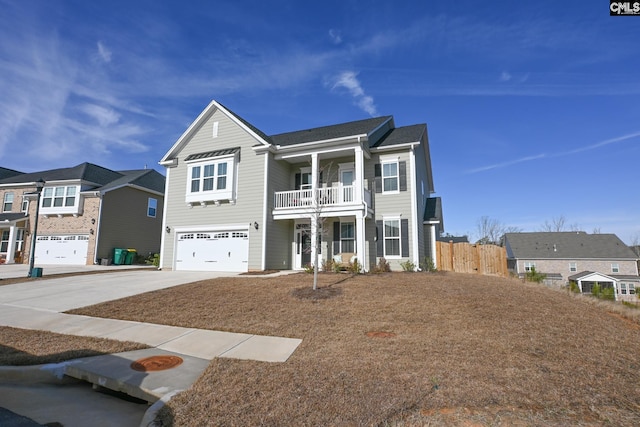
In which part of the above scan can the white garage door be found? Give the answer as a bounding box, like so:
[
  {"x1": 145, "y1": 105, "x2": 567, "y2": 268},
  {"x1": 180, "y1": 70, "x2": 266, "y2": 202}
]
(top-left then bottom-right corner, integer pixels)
[
  {"x1": 35, "y1": 235, "x2": 89, "y2": 265},
  {"x1": 175, "y1": 230, "x2": 249, "y2": 272}
]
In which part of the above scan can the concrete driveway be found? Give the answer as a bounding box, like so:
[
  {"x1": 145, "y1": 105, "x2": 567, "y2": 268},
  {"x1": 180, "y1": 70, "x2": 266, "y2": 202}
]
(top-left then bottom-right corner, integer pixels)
[{"x1": 0, "y1": 266, "x2": 238, "y2": 312}]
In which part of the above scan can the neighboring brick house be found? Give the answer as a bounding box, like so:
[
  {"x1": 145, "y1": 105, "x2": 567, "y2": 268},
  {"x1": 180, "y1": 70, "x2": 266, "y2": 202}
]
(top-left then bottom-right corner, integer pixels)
[
  {"x1": 504, "y1": 232, "x2": 639, "y2": 294},
  {"x1": 159, "y1": 100, "x2": 442, "y2": 272},
  {"x1": 0, "y1": 163, "x2": 165, "y2": 265}
]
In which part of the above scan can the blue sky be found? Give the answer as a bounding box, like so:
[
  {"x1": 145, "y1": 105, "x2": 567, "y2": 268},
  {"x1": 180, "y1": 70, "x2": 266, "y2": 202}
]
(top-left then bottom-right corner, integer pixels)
[{"x1": 1, "y1": 1, "x2": 639, "y2": 243}]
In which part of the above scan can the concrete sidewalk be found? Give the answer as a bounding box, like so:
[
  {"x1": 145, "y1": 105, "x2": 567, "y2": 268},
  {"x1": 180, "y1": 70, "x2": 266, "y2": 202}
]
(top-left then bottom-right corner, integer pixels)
[{"x1": 0, "y1": 269, "x2": 302, "y2": 426}]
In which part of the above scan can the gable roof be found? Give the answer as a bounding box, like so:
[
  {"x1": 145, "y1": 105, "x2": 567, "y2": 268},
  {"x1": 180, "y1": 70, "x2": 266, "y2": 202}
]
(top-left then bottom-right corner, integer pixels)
[
  {"x1": 270, "y1": 116, "x2": 392, "y2": 147},
  {"x1": 0, "y1": 163, "x2": 165, "y2": 195},
  {"x1": 504, "y1": 232, "x2": 638, "y2": 260},
  {"x1": 371, "y1": 124, "x2": 426, "y2": 149},
  {"x1": 0, "y1": 163, "x2": 122, "y2": 186},
  {"x1": 0, "y1": 167, "x2": 23, "y2": 180}
]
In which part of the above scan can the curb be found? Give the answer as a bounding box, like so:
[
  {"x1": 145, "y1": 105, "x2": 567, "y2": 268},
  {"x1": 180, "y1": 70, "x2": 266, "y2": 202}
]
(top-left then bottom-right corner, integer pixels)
[
  {"x1": 139, "y1": 390, "x2": 182, "y2": 427},
  {"x1": 0, "y1": 362, "x2": 80, "y2": 385}
]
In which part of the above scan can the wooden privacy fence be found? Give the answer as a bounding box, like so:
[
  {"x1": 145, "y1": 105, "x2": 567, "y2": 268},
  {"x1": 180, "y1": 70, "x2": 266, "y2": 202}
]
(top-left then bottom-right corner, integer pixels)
[{"x1": 436, "y1": 241, "x2": 508, "y2": 277}]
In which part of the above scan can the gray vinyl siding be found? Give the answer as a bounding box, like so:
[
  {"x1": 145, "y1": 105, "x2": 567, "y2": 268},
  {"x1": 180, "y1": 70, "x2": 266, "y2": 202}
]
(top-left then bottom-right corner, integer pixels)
[
  {"x1": 368, "y1": 150, "x2": 415, "y2": 270},
  {"x1": 162, "y1": 109, "x2": 266, "y2": 270},
  {"x1": 98, "y1": 187, "x2": 163, "y2": 261},
  {"x1": 264, "y1": 156, "x2": 293, "y2": 269}
]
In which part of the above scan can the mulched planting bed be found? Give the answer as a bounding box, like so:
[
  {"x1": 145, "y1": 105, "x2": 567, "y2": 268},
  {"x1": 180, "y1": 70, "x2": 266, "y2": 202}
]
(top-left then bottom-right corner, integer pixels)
[{"x1": 67, "y1": 272, "x2": 640, "y2": 426}]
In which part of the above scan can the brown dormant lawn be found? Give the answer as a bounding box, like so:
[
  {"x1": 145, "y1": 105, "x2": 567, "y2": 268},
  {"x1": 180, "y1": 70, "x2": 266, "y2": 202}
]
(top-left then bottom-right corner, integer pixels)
[{"x1": 65, "y1": 272, "x2": 640, "y2": 426}]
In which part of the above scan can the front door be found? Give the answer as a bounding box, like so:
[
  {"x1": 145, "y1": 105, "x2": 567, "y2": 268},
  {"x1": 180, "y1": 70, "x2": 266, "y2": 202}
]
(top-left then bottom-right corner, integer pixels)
[
  {"x1": 295, "y1": 224, "x2": 311, "y2": 269},
  {"x1": 340, "y1": 169, "x2": 354, "y2": 203}
]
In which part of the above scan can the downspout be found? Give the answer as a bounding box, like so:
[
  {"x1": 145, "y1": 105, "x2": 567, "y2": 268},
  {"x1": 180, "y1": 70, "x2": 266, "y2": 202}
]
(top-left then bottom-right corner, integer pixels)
[
  {"x1": 261, "y1": 153, "x2": 269, "y2": 270},
  {"x1": 409, "y1": 144, "x2": 419, "y2": 270},
  {"x1": 93, "y1": 191, "x2": 103, "y2": 264}
]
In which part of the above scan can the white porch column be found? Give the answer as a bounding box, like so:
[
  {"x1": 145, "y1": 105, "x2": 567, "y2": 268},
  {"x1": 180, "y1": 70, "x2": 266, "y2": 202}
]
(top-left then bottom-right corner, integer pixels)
[
  {"x1": 6, "y1": 225, "x2": 17, "y2": 264},
  {"x1": 429, "y1": 223, "x2": 437, "y2": 268},
  {"x1": 310, "y1": 153, "x2": 319, "y2": 267},
  {"x1": 356, "y1": 214, "x2": 366, "y2": 272},
  {"x1": 354, "y1": 146, "x2": 364, "y2": 203}
]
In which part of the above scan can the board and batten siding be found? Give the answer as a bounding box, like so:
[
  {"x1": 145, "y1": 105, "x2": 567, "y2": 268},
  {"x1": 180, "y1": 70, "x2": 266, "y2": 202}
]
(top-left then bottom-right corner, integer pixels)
[
  {"x1": 162, "y1": 108, "x2": 266, "y2": 270},
  {"x1": 99, "y1": 187, "x2": 163, "y2": 261}
]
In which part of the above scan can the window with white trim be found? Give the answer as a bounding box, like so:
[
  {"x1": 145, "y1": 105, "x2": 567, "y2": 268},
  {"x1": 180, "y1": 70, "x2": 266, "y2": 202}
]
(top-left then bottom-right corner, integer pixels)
[
  {"x1": 186, "y1": 157, "x2": 235, "y2": 204},
  {"x1": 611, "y1": 263, "x2": 620, "y2": 273},
  {"x1": 524, "y1": 262, "x2": 536, "y2": 272},
  {"x1": 147, "y1": 198, "x2": 157, "y2": 218},
  {"x1": 569, "y1": 262, "x2": 577, "y2": 272},
  {"x1": 630, "y1": 283, "x2": 636, "y2": 294},
  {"x1": 40, "y1": 186, "x2": 80, "y2": 214},
  {"x1": 382, "y1": 162, "x2": 399, "y2": 193},
  {"x1": 620, "y1": 283, "x2": 628, "y2": 294},
  {"x1": 383, "y1": 219, "x2": 401, "y2": 257},
  {"x1": 21, "y1": 196, "x2": 28, "y2": 213},
  {"x1": 3, "y1": 192, "x2": 13, "y2": 212},
  {"x1": 0, "y1": 230, "x2": 8, "y2": 252}
]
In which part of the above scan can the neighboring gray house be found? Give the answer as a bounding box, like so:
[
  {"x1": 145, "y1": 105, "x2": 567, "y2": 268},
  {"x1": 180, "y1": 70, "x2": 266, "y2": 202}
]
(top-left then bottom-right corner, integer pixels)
[
  {"x1": 159, "y1": 100, "x2": 441, "y2": 272},
  {"x1": 0, "y1": 163, "x2": 165, "y2": 265},
  {"x1": 504, "y1": 232, "x2": 639, "y2": 287}
]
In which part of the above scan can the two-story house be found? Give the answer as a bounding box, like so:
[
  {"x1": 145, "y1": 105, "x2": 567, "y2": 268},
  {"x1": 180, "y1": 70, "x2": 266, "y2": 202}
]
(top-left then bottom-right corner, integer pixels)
[
  {"x1": 0, "y1": 163, "x2": 165, "y2": 266},
  {"x1": 159, "y1": 100, "x2": 441, "y2": 272},
  {"x1": 504, "y1": 232, "x2": 639, "y2": 299}
]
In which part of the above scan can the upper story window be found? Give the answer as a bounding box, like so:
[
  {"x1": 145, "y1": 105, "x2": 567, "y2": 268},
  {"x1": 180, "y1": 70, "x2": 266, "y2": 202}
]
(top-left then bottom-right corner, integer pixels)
[
  {"x1": 147, "y1": 198, "x2": 157, "y2": 218},
  {"x1": 21, "y1": 196, "x2": 28, "y2": 213},
  {"x1": 185, "y1": 148, "x2": 238, "y2": 204},
  {"x1": 375, "y1": 158, "x2": 407, "y2": 194},
  {"x1": 3, "y1": 192, "x2": 13, "y2": 212},
  {"x1": 611, "y1": 263, "x2": 620, "y2": 273},
  {"x1": 569, "y1": 262, "x2": 577, "y2": 272},
  {"x1": 382, "y1": 162, "x2": 398, "y2": 192},
  {"x1": 41, "y1": 185, "x2": 80, "y2": 215}
]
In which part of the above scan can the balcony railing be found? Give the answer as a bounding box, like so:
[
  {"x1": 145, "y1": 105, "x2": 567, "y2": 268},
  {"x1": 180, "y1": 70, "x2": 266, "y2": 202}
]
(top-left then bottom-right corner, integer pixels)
[{"x1": 274, "y1": 186, "x2": 371, "y2": 210}]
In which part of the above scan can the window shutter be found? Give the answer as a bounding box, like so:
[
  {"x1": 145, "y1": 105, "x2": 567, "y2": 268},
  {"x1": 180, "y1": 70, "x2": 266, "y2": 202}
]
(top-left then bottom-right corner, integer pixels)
[
  {"x1": 401, "y1": 219, "x2": 409, "y2": 257},
  {"x1": 295, "y1": 173, "x2": 301, "y2": 190},
  {"x1": 376, "y1": 220, "x2": 383, "y2": 256},
  {"x1": 374, "y1": 164, "x2": 382, "y2": 193},
  {"x1": 333, "y1": 222, "x2": 340, "y2": 255},
  {"x1": 399, "y1": 161, "x2": 407, "y2": 192}
]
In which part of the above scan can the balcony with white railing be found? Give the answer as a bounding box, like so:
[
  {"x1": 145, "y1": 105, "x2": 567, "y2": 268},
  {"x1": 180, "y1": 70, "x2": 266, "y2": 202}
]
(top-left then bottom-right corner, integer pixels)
[{"x1": 273, "y1": 185, "x2": 373, "y2": 218}]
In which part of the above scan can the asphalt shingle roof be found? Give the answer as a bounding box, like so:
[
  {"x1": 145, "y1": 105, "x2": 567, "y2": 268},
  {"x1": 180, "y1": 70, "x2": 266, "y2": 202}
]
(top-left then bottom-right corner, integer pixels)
[
  {"x1": 270, "y1": 116, "x2": 392, "y2": 146},
  {"x1": 504, "y1": 232, "x2": 638, "y2": 260},
  {"x1": 0, "y1": 167, "x2": 22, "y2": 180},
  {"x1": 371, "y1": 124, "x2": 426, "y2": 148}
]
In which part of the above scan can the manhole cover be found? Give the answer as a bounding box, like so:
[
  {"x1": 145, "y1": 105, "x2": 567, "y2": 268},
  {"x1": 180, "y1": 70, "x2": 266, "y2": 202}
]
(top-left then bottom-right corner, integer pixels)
[
  {"x1": 365, "y1": 331, "x2": 396, "y2": 338},
  {"x1": 130, "y1": 355, "x2": 184, "y2": 372}
]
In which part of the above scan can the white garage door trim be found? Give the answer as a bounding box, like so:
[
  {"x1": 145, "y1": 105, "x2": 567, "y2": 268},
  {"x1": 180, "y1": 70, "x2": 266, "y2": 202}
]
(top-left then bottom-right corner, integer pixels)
[
  {"x1": 175, "y1": 228, "x2": 249, "y2": 272},
  {"x1": 35, "y1": 234, "x2": 89, "y2": 265}
]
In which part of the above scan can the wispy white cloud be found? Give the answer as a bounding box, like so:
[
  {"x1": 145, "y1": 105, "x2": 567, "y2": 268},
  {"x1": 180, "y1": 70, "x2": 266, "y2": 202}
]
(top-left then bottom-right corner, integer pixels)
[
  {"x1": 330, "y1": 71, "x2": 378, "y2": 116},
  {"x1": 467, "y1": 131, "x2": 640, "y2": 174},
  {"x1": 466, "y1": 154, "x2": 546, "y2": 174},
  {"x1": 499, "y1": 71, "x2": 511, "y2": 82},
  {"x1": 97, "y1": 41, "x2": 112, "y2": 63},
  {"x1": 329, "y1": 29, "x2": 342, "y2": 45}
]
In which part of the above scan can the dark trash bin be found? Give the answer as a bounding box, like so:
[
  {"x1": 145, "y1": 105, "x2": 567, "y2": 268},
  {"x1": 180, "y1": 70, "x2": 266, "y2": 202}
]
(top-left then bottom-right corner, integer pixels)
[
  {"x1": 124, "y1": 249, "x2": 137, "y2": 265},
  {"x1": 30, "y1": 267, "x2": 43, "y2": 277},
  {"x1": 113, "y1": 248, "x2": 127, "y2": 265}
]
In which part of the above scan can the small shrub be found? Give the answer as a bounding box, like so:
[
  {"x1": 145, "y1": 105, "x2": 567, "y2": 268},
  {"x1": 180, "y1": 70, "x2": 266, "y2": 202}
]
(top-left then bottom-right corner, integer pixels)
[
  {"x1": 348, "y1": 258, "x2": 361, "y2": 274},
  {"x1": 400, "y1": 259, "x2": 416, "y2": 272},
  {"x1": 420, "y1": 256, "x2": 437, "y2": 273},
  {"x1": 600, "y1": 286, "x2": 615, "y2": 301},
  {"x1": 145, "y1": 253, "x2": 160, "y2": 267},
  {"x1": 372, "y1": 257, "x2": 391, "y2": 274},
  {"x1": 569, "y1": 281, "x2": 580, "y2": 293},
  {"x1": 591, "y1": 282, "x2": 601, "y2": 298},
  {"x1": 525, "y1": 267, "x2": 546, "y2": 283},
  {"x1": 322, "y1": 258, "x2": 336, "y2": 273},
  {"x1": 623, "y1": 301, "x2": 640, "y2": 309},
  {"x1": 303, "y1": 263, "x2": 314, "y2": 274}
]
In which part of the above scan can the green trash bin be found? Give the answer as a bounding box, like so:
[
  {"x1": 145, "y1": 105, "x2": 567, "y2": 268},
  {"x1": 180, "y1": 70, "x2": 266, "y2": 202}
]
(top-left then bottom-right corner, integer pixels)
[
  {"x1": 113, "y1": 248, "x2": 127, "y2": 265},
  {"x1": 124, "y1": 249, "x2": 137, "y2": 265},
  {"x1": 31, "y1": 267, "x2": 43, "y2": 277}
]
